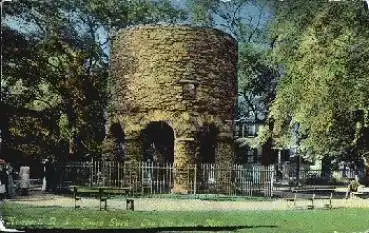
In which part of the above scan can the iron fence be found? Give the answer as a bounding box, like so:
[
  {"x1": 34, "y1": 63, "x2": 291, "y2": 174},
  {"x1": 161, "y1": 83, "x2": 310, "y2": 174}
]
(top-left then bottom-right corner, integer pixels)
[
  {"x1": 59, "y1": 160, "x2": 276, "y2": 197},
  {"x1": 58, "y1": 160, "x2": 362, "y2": 197},
  {"x1": 274, "y1": 166, "x2": 358, "y2": 187}
]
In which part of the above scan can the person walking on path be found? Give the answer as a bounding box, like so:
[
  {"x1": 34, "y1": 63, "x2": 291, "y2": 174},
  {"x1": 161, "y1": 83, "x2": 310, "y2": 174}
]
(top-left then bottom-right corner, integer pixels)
[{"x1": 19, "y1": 163, "x2": 30, "y2": 196}]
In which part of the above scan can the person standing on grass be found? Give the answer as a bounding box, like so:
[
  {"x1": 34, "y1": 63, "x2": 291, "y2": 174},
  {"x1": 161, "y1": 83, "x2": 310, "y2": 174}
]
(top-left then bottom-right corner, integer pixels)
[
  {"x1": 6, "y1": 164, "x2": 15, "y2": 198},
  {"x1": 19, "y1": 163, "x2": 30, "y2": 196},
  {"x1": 41, "y1": 159, "x2": 48, "y2": 192},
  {"x1": 45, "y1": 158, "x2": 51, "y2": 191},
  {"x1": 45, "y1": 158, "x2": 56, "y2": 193}
]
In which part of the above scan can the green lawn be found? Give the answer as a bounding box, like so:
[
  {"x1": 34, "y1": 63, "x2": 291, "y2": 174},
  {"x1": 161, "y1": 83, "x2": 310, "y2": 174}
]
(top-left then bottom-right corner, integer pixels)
[{"x1": 2, "y1": 203, "x2": 369, "y2": 233}]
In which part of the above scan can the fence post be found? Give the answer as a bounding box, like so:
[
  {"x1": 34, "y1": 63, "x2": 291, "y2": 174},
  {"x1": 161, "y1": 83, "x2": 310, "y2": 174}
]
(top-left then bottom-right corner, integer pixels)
[
  {"x1": 271, "y1": 165, "x2": 274, "y2": 197},
  {"x1": 140, "y1": 161, "x2": 144, "y2": 195},
  {"x1": 194, "y1": 164, "x2": 197, "y2": 195},
  {"x1": 89, "y1": 157, "x2": 93, "y2": 187},
  {"x1": 227, "y1": 164, "x2": 230, "y2": 196}
]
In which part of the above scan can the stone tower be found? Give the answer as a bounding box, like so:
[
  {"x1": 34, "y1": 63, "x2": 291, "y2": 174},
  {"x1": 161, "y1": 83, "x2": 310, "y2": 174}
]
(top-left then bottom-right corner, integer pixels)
[{"x1": 109, "y1": 25, "x2": 237, "y2": 193}]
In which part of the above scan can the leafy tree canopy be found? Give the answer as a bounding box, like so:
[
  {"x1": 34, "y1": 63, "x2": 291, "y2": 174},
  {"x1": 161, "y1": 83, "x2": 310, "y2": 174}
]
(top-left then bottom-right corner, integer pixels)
[
  {"x1": 269, "y1": 1, "x2": 369, "y2": 163},
  {"x1": 1, "y1": 0, "x2": 187, "y2": 161}
]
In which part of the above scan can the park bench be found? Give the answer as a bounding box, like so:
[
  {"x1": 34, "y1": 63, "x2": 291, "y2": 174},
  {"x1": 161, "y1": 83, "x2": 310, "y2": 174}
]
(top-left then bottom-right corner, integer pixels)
[
  {"x1": 72, "y1": 186, "x2": 132, "y2": 210},
  {"x1": 307, "y1": 193, "x2": 333, "y2": 209},
  {"x1": 286, "y1": 193, "x2": 333, "y2": 209},
  {"x1": 350, "y1": 191, "x2": 366, "y2": 199},
  {"x1": 286, "y1": 194, "x2": 297, "y2": 208},
  {"x1": 73, "y1": 187, "x2": 82, "y2": 209},
  {"x1": 291, "y1": 186, "x2": 336, "y2": 194}
]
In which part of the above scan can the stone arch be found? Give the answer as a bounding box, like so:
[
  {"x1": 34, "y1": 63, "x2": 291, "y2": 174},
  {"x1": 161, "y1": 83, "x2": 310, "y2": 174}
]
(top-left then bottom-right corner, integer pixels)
[
  {"x1": 110, "y1": 122, "x2": 125, "y2": 142},
  {"x1": 109, "y1": 122, "x2": 125, "y2": 160},
  {"x1": 140, "y1": 121, "x2": 175, "y2": 163},
  {"x1": 196, "y1": 123, "x2": 219, "y2": 163}
]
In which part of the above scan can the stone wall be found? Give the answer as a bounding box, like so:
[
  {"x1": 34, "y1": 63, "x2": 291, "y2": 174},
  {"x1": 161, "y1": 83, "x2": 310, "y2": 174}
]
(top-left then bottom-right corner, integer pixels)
[{"x1": 109, "y1": 25, "x2": 237, "y2": 193}]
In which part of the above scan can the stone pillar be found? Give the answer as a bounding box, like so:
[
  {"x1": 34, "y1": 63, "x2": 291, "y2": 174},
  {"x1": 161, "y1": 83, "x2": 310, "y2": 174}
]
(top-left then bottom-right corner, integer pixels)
[
  {"x1": 122, "y1": 136, "x2": 141, "y2": 188},
  {"x1": 215, "y1": 134, "x2": 234, "y2": 194},
  {"x1": 124, "y1": 136, "x2": 142, "y2": 162},
  {"x1": 172, "y1": 138, "x2": 196, "y2": 194}
]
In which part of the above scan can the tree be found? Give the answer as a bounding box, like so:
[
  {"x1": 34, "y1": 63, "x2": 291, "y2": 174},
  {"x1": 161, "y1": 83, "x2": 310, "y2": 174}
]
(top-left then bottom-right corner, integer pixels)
[
  {"x1": 2, "y1": 0, "x2": 187, "y2": 161},
  {"x1": 1, "y1": 26, "x2": 63, "y2": 161},
  {"x1": 187, "y1": 0, "x2": 278, "y2": 120},
  {"x1": 269, "y1": 1, "x2": 369, "y2": 169}
]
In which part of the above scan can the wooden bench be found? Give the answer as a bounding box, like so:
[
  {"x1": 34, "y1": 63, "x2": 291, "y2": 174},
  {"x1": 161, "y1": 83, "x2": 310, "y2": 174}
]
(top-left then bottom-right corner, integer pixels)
[
  {"x1": 126, "y1": 199, "x2": 134, "y2": 211},
  {"x1": 97, "y1": 187, "x2": 132, "y2": 210},
  {"x1": 73, "y1": 187, "x2": 82, "y2": 209},
  {"x1": 72, "y1": 186, "x2": 132, "y2": 210},
  {"x1": 292, "y1": 187, "x2": 335, "y2": 194},
  {"x1": 286, "y1": 193, "x2": 333, "y2": 209},
  {"x1": 286, "y1": 194, "x2": 297, "y2": 207},
  {"x1": 99, "y1": 188, "x2": 108, "y2": 211},
  {"x1": 73, "y1": 187, "x2": 101, "y2": 209},
  {"x1": 351, "y1": 192, "x2": 366, "y2": 198}
]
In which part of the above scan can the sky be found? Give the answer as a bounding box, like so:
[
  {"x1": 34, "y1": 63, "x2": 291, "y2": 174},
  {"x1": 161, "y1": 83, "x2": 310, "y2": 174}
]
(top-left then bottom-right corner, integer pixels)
[{"x1": 2, "y1": 0, "x2": 274, "y2": 67}]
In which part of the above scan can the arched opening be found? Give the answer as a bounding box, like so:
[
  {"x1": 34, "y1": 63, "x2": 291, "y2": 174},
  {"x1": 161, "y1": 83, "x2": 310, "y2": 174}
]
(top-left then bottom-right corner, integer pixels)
[
  {"x1": 140, "y1": 121, "x2": 175, "y2": 163},
  {"x1": 109, "y1": 122, "x2": 125, "y2": 161},
  {"x1": 197, "y1": 123, "x2": 218, "y2": 163}
]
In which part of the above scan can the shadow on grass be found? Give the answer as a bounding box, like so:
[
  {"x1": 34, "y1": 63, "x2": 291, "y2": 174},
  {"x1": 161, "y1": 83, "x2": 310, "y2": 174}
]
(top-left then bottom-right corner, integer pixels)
[{"x1": 21, "y1": 225, "x2": 278, "y2": 232}]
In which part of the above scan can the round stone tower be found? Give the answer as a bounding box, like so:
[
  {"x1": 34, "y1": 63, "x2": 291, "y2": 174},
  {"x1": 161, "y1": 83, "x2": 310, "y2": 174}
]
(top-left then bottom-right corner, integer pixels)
[{"x1": 109, "y1": 25, "x2": 237, "y2": 193}]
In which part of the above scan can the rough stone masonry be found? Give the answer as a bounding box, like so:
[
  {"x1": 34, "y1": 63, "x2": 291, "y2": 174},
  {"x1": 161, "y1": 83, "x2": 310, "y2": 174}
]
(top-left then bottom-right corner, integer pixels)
[{"x1": 108, "y1": 25, "x2": 237, "y2": 193}]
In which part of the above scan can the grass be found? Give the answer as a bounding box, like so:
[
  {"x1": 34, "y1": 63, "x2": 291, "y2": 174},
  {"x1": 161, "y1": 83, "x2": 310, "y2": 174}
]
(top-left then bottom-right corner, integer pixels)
[{"x1": 2, "y1": 203, "x2": 369, "y2": 232}]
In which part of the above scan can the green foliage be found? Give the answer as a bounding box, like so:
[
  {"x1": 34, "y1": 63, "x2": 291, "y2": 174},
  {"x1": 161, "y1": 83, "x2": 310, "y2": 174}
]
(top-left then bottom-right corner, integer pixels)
[
  {"x1": 238, "y1": 44, "x2": 279, "y2": 122},
  {"x1": 2, "y1": 0, "x2": 188, "y2": 161},
  {"x1": 186, "y1": 0, "x2": 215, "y2": 27},
  {"x1": 5, "y1": 0, "x2": 367, "y2": 166},
  {"x1": 269, "y1": 1, "x2": 369, "y2": 161},
  {"x1": 185, "y1": 0, "x2": 279, "y2": 156},
  {"x1": 186, "y1": 0, "x2": 278, "y2": 119}
]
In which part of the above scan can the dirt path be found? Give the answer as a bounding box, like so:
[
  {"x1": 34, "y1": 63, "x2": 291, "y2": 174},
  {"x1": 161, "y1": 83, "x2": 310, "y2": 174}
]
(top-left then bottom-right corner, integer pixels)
[{"x1": 6, "y1": 193, "x2": 369, "y2": 211}]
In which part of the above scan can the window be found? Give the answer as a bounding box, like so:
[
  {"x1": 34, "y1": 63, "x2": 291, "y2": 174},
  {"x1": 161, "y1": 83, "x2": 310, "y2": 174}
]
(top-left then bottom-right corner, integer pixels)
[
  {"x1": 247, "y1": 148, "x2": 256, "y2": 163},
  {"x1": 178, "y1": 79, "x2": 199, "y2": 100},
  {"x1": 182, "y1": 83, "x2": 196, "y2": 99},
  {"x1": 245, "y1": 124, "x2": 256, "y2": 137}
]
